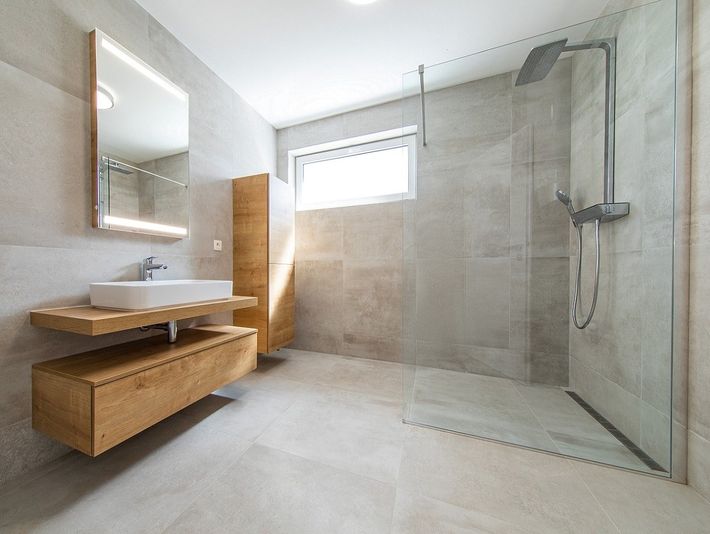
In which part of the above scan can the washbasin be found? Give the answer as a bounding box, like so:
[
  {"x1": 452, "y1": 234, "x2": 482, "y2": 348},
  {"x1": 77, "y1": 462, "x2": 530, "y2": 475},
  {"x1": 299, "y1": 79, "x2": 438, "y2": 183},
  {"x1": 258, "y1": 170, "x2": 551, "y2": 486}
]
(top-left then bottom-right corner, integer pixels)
[{"x1": 89, "y1": 280, "x2": 233, "y2": 311}]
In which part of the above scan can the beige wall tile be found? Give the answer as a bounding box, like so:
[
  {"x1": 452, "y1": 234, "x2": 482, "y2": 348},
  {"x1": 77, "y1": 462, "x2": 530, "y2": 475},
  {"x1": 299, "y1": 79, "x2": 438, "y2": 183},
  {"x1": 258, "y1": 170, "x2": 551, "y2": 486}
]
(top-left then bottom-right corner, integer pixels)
[
  {"x1": 295, "y1": 208, "x2": 343, "y2": 262},
  {"x1": 343, "y1": 259, "x2": 402, "y2": 339},
  {"x1": 342, "y1": 202, "x2": 403, "y2": 261},
  {"x1": 294, "y1": 260, "x2": 343, "y2": 337}
]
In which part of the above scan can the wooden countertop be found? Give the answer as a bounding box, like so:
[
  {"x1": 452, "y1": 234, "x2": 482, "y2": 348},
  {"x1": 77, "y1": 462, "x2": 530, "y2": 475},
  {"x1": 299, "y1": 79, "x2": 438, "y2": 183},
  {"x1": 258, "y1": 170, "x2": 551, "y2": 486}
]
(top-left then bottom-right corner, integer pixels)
[
  {"x1": 33, "y1": 324, "x2": 257, "y2": 386},
  {"x1": 30, "y1": 296, "x2": 258, "y2": 336}
]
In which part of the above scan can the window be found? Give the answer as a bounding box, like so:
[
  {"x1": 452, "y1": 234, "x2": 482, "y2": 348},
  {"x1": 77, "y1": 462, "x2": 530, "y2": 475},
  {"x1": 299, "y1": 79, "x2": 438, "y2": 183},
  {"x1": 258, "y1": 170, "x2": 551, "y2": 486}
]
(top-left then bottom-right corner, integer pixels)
[{"x1": 294, "y1": 131, "x2": 416, "y2": 211}]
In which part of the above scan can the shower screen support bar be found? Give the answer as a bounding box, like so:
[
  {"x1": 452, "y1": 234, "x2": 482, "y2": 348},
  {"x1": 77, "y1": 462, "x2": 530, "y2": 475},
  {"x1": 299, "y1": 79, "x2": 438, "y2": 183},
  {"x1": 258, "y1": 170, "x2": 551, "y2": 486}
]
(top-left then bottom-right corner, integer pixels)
[
  {"x1": 418, "y1": 64, "x2": 427, "y2": 147},
  {"x1": 101, "y1": 156, "x2": 188, "y2": 189}
]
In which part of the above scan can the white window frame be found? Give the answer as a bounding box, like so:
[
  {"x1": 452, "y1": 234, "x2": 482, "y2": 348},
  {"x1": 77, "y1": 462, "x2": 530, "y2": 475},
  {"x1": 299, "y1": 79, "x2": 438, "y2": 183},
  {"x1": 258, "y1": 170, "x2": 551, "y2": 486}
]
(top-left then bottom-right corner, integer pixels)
[{"x1": 292, "y1": 127, "x2": 417, "y2": 211}]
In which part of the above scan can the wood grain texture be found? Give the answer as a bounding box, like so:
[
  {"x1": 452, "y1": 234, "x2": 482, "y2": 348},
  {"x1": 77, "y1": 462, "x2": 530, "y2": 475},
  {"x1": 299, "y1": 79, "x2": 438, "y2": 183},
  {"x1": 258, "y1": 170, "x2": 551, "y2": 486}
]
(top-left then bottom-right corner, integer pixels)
[
  {"x1": 32, "y1": 369, "x2": 92, "y2": 455},
  {"x1": 233, "y1": 173, "x2": 295, "y2": 353},
  {"x1": 269, "y1": 263, "x2": 295, "y2": 351},
  {"x1": 269, "y1": 175, "x2": 295, "y2": 266},
  {"x1": 93, "y1": 332, "x2": 257, "y2": 454},
  {"x1": 90, "y1": 30, "x2": 99, "y2": 228},
  {"x1": 233, "y1": 175, "x2": 270, "y2": 352},
  {"x1": 233, "y1": 174, "x2": 269, "y2": 264},
  {"x1": 33, "y1": 326, "x2": 256, "y2": 386},
  {"x1": 32, "y1": 325, "x2": 257, "y2": 456},
  {"x1": 30, "y1": 296, "x2": 257, "y2": 336}
]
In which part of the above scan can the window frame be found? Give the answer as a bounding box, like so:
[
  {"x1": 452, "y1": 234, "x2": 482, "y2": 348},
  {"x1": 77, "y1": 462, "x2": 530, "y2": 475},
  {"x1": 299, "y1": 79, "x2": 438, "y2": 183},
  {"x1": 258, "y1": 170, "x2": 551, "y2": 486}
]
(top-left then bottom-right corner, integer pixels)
[{"x1": 293, "y1": 129, "x2": 417, "y2": 211}]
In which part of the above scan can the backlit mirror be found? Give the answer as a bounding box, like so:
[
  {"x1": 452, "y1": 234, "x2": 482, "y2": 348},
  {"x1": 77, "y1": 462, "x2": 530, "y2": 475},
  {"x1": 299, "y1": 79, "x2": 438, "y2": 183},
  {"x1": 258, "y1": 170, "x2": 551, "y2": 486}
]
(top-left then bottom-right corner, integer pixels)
[{"x1": 90, "y1": 29, "x2": 190, "y2": 238}]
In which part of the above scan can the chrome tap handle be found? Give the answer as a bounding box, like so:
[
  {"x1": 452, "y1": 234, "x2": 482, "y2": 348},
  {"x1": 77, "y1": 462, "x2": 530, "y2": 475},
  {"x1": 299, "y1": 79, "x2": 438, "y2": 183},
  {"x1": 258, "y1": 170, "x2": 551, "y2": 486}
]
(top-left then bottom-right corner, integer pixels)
[{"x1": 141, "y1": 256, "x2": 167, "y2": 281}]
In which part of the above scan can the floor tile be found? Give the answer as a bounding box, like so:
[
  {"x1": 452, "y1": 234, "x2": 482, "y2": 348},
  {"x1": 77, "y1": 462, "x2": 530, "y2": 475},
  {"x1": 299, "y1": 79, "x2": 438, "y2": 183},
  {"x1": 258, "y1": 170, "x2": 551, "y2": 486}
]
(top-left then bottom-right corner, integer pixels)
[
  {"x1": 313, "y1": 354, "x2": 404, "y2": 402},
  {"x1": 2, "y1": 349, "x2": 710, "y2": 533},
  {"x1": 397, "y1": 426, "x2": 618, "y2": 533},
  {"x1": 0, "y1": 411, "x2": 252, "y2": 533},
  {"x1": 164, "y1": 444, "x2": 395, "y2": 534},
  {"x1": 391, "y1": 489, "x2": 531, "y2": 534},
  {"x1": 256, "y1": 390, "x2": 404, "y2": 483},
  {"x1": 177, "y1": 386, "x2": 298, "y2": 442},
  {"x1": 575, "y1": 461, "x2": 710, "y2": 533}
]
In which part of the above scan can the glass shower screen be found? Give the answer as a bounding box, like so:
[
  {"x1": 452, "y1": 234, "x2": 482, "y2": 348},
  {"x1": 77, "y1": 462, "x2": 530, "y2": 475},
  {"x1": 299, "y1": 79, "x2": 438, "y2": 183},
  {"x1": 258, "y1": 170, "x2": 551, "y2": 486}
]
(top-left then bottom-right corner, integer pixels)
[{"x1": 400, "y1": 0, "x2": 680, "y2": 477}]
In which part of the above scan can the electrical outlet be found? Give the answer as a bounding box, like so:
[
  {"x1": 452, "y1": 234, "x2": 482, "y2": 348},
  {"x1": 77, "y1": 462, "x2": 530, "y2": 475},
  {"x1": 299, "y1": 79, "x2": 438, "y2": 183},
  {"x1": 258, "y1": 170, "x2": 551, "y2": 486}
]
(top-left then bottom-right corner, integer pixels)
[{"x1": 213, "y1": 240, "x2": 223, "y2": 251}]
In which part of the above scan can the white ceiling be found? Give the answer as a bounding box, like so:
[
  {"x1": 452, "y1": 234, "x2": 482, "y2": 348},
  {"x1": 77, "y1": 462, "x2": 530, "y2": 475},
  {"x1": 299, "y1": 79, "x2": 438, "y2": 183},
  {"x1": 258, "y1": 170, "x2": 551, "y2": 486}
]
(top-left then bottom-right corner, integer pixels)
[{"x1": 136, "y1": 0, "x2": 611, "y2": 129}]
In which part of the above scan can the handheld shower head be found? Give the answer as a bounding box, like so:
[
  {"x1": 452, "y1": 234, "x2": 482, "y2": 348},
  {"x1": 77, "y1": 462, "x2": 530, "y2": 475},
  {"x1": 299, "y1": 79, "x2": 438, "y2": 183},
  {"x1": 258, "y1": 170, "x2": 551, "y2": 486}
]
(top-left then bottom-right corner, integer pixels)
[
  {"x1": 555, "y1": 189, "x2": 570, "y2": 205},
  {"x1": 556, "y1": 189, "x2": 576, "y2": 219}
]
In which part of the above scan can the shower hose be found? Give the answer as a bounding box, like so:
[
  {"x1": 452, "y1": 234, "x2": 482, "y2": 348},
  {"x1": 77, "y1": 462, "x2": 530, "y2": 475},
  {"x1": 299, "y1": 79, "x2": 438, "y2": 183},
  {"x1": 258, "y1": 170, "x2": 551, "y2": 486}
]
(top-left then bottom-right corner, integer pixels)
[{"x1": 571, "y1": 218, "x2": 601, "y2": 330}]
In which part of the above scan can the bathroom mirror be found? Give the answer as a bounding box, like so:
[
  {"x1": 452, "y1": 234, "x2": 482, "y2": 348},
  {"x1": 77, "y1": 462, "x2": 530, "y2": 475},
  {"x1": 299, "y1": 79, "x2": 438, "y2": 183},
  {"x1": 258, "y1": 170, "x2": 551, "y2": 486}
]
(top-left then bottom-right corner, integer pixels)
[{"x1": 90, "y1": 29, "x2": 190, "y2": 238}]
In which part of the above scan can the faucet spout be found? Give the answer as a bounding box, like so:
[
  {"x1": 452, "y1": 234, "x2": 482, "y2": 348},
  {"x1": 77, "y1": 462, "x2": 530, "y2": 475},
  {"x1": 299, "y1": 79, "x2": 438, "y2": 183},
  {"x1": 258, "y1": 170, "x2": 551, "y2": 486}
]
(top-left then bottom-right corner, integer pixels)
[{"x1": 141, "y1": 256, "x2": 168, "y2": 281}]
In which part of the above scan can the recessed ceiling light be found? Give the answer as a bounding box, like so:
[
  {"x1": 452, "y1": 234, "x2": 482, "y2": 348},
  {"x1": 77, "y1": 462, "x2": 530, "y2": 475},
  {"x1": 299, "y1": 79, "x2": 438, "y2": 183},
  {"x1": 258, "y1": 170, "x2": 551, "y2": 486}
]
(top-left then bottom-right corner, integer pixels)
[{"x1": 348, "y1": 0, "x2": 378, "y2": 5}]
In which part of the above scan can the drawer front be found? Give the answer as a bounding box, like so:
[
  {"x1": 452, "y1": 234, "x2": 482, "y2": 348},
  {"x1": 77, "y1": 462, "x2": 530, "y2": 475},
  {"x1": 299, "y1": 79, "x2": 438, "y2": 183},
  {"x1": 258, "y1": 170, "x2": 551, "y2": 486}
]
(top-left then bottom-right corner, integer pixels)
[
  {"x1": 93, "y1": 333, "x2": 256, "y2": 455},
  {"x1": 32, "y1": 369, "x2": 92, "y2": 455}
]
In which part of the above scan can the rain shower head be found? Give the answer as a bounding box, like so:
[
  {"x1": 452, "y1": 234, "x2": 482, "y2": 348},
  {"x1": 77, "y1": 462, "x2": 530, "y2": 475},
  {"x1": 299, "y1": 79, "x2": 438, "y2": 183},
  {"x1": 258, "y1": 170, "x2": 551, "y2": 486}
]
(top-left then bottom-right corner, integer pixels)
[{"x1": 515, "y1": 38, "x2": 568, "y2": 86}]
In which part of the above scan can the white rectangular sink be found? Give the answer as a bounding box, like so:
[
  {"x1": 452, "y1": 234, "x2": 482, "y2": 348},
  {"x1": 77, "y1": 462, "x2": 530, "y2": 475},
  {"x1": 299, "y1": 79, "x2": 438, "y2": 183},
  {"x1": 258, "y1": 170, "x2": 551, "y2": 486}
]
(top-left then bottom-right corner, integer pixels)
[{"x1": 89, "y1": 280, "x2": 233, "y2": 311}]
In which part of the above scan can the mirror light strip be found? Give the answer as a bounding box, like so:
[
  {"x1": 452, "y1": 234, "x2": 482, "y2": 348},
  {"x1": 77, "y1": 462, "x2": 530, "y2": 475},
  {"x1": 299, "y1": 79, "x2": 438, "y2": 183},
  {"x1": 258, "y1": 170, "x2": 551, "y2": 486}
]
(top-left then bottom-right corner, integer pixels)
[
  {"x1": 101, "y1": 37, "x2": 187, "y2": 101},
  {"x1": 103, "y1": 216, "x2": 187, "y2": 236}
]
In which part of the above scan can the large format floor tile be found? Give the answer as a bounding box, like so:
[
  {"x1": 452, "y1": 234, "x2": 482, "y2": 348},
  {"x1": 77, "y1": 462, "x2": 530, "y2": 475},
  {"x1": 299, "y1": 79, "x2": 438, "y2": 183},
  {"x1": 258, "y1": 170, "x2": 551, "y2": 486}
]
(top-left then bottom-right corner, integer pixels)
[
  {"x1": 257, "y1": 388, "x2": 404, "y2": 483},
  {"x1": 165, "y1": 445, "x2": 395, "y2": 534},
  {"x1": 1, "y1": 348, "x2": 709, "y2": 534},
  {"x1": 0, "y1": 411, "x2": 252, "y2": 533},
  {"x1": 398, "y1": 427, "x2": 618, "y2": 533}
]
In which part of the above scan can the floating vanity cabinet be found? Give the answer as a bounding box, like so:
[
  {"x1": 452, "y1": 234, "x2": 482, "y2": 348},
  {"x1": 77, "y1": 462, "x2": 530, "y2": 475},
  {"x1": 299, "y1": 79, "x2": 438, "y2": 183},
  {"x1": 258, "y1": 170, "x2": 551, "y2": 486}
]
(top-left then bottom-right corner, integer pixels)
[
  {"x1": 233, "y1": 173, "x2": 295, "y2": 353},
  {"x1": 32, "y1": 325, "x2": 257, "y2": 456}
]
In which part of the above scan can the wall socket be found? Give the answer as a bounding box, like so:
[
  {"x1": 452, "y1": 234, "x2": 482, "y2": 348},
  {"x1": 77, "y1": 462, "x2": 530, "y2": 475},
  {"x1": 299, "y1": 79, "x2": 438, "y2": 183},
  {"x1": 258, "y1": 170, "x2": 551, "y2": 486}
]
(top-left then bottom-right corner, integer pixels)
[{"x1": 213, "y1": 240, "x2": 223, "y2": 251}]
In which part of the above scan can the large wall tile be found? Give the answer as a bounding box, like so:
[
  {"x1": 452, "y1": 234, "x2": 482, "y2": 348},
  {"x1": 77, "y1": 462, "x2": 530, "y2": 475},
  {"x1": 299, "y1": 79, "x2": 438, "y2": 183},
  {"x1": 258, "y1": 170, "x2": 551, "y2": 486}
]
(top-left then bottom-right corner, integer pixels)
[
  {"x1": 415, "y1": 259, "x2": 466, "y2": 344},
  {"x1": 294, "y1": 260, "x2": 343, "y2": 338},
  {"x1": 343, "y1": 259, "x2": 402, "y2": 339},
  {"x1": 464, "y1": 258, "x2": 510, "y2": 349},
  {"x1": 689, "y1": 0, "x2": 710, "y2": 498},
  {"x1": 342, "y1": 202, "x2": 403, "y2": 261},
  {"x1": 295, "y1": 208, "x2": 343, "y2": 261}
]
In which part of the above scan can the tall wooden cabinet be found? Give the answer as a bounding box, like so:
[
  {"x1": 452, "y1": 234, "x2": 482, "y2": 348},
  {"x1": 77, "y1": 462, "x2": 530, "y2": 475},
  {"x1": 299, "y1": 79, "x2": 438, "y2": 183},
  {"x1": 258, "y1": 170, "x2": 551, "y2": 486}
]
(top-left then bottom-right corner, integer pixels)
[{"x1": 233, "y1": 173, "x2": 295, "y2": 353}]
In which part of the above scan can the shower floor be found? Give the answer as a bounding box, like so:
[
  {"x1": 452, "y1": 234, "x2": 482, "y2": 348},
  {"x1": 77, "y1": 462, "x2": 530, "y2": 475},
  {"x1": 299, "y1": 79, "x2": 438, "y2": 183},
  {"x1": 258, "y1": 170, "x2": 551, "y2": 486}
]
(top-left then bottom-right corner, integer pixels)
[{"x1": 405, "y1": 366, "x2": 662, "y2": 474}]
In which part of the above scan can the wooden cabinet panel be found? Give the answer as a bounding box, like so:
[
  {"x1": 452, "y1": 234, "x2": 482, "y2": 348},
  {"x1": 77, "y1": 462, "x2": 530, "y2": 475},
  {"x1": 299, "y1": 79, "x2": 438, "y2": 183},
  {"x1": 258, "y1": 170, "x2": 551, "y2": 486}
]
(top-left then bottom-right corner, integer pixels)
[
  {"x1": 32, "y1": 326, "x2": 257, "y2": 456},
  {"x1": 93, "y1": 333, "x2": 256, "y2": 454},
  {"x1": 32, "y1": 370, "x2": 92, "y2": 454},
  {"x1": 269, "y1": 263, "x2": 295, "y2": 350},
  {"x1": 233, "y1": 174, "x2": 268, "y2": 264},
  {"x1": 269, "y1": 176, "x2": 295, "y2": 266},
  {"x1": 233, "y1": 173, "x2": 295, "y2": 353}
]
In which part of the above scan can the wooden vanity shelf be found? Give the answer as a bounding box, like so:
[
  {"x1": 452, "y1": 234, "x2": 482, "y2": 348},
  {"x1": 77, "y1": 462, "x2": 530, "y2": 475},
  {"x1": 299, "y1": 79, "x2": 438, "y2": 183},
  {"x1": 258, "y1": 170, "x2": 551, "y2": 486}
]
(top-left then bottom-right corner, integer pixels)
[
  {"x1": 30, "y1": 296, "x2": 257, "y2": 336},
  {"x1": 32, "y1": 324, "x2": 257, "y2": 456}
]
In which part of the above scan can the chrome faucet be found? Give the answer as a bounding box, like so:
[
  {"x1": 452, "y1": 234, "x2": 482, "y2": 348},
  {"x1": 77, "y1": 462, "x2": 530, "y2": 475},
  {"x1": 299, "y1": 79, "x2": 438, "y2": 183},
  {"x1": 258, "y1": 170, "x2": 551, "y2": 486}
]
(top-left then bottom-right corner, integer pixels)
[{"x1": 141, "y1": 256, "x2": 167, "y2": 281}]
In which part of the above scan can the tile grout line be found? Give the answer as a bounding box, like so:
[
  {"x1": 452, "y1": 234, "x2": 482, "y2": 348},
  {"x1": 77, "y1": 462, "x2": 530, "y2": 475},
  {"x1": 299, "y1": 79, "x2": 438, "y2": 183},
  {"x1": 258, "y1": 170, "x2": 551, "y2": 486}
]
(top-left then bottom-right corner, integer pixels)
[
  {"x1": 573, "y1": 460, "x2": 623, "y2": 534},
  {"x1": 510, "y1": 381, "x2": 563, "y2": 454},
  {"x1": 159, "y1": 440, "x2": 257, "y2": 534}
]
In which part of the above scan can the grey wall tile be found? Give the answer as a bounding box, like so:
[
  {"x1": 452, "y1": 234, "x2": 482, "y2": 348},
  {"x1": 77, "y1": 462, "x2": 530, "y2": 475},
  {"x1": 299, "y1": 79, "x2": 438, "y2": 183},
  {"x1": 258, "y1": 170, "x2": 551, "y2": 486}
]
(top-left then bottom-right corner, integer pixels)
[
  {"x1": 689, "y1": 0, "x2": 710, "y2": 501},
  {"x1": 464, "y1": 258, "x2": 511, "y2": 349}
]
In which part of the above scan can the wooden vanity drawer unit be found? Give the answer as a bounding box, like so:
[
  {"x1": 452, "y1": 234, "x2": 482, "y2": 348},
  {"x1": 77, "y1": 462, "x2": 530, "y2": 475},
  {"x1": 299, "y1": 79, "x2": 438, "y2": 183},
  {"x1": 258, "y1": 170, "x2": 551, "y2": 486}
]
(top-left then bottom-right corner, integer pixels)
[{"x1": 32, "y1": 325, "x2": 257, "y2": 456}]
